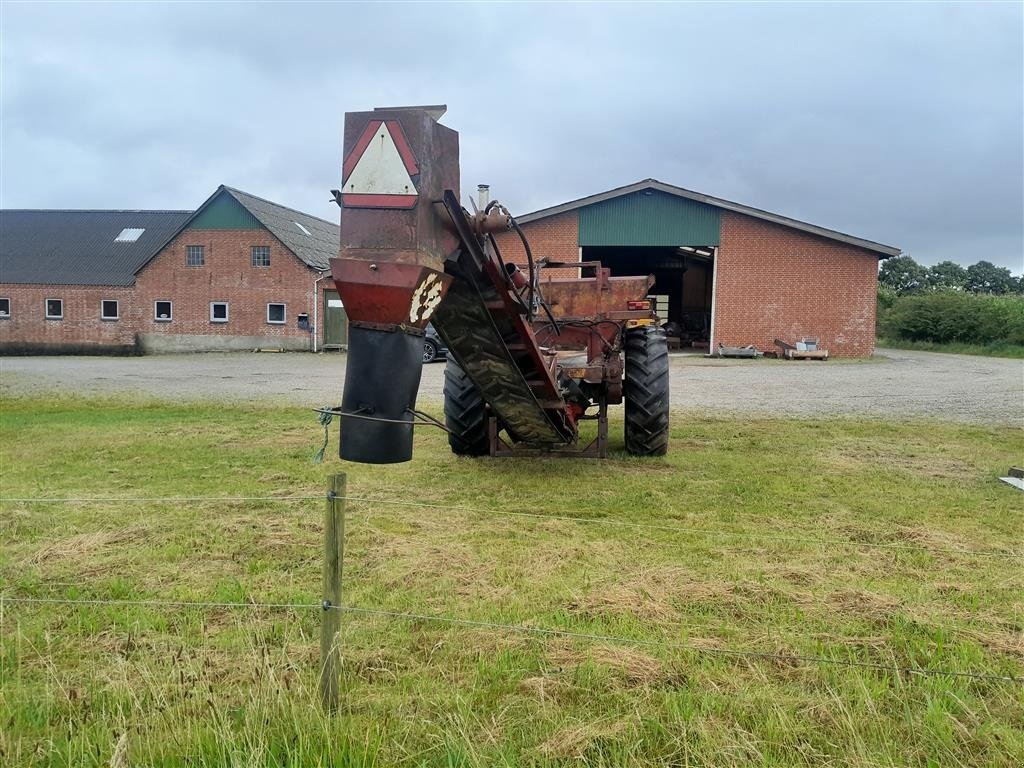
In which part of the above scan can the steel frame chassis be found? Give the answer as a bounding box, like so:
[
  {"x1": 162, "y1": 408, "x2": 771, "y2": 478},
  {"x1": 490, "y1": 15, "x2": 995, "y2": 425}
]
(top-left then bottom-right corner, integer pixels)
[{"x1": 487, "y1": 399, "x2": 609, "y2": 458}]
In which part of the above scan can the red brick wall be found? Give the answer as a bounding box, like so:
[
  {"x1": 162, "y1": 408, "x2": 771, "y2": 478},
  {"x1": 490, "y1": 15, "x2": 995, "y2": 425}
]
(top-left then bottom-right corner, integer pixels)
[
  {"x1": 134, "y1": 228, "x2": 322, "y2": 351},
  {"x1": 0, "y1": 284, "x2": 137, "y2": 353},
  {"x1": 493, "y1": 211, "x2": 580, "y2": 279},
  {"x1": 3, "y1": 206, "x2": 880, "y2": 358},
  {"x1": 715, "y1": 212, "x2": 879, "y2": 357}
]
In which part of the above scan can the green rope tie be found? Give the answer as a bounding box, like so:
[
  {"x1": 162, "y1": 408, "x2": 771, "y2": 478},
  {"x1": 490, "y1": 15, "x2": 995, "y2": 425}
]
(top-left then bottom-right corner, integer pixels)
[{"x1": 312, "y1": 407, "x2": 333, "y2": 464}]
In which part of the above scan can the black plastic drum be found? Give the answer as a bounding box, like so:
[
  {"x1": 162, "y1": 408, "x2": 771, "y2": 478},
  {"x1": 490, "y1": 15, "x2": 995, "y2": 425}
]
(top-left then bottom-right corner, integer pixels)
[{"x1": 339, "y1": 326, "x2": 425, "y2": 464}]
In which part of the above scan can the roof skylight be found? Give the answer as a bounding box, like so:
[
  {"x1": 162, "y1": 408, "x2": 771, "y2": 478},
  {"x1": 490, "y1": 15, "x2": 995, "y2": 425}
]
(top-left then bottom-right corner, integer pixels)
[{"x1": 114, "y1": 228, "x2": 145, "y2": 242}]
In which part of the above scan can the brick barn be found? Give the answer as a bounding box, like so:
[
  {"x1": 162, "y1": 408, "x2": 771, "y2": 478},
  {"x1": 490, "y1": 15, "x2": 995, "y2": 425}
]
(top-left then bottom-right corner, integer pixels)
[
  {"x1": 493, "y1": 179, "x2": 900, "y2": 357},
  {"x1": 0, "y1": 186, "x2": 348, "y2": 354}
]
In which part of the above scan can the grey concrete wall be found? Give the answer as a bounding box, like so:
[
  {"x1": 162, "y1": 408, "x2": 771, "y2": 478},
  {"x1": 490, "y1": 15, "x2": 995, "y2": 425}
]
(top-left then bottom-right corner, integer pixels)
[{"x1": 138, "y1": 333, "x2": 311, "y2": 354}]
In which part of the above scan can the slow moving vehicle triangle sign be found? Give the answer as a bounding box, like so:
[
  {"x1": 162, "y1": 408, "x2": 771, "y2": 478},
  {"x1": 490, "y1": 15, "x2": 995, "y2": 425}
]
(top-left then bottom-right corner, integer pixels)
[{"x1": 341, "y1": 120, "x2": 420, "y2": 209}]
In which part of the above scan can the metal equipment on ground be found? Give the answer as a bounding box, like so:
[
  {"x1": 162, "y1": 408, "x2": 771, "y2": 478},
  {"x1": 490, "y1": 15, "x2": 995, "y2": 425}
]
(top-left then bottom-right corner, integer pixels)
[
  {"x1": 774, "y1": 337, "x2": 830, "y2": 360},
  {"x1": 328, "y1": 106, "x2": 669, "y2": 464}
]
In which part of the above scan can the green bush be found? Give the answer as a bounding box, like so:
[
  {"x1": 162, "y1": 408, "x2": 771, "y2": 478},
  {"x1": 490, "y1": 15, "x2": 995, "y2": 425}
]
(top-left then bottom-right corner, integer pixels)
[
  {"x1": 878, "y1": 291, "x2": 1024, "y2": 346},
  {"x1": 876, "y1": 285, "x2": 898, "y2": 311}
]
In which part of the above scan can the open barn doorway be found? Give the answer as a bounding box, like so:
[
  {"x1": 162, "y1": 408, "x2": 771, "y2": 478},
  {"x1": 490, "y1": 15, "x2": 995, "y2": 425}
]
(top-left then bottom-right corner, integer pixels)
[{"x1": 583, "y1": 245, "x2": 715, "y2": 352}]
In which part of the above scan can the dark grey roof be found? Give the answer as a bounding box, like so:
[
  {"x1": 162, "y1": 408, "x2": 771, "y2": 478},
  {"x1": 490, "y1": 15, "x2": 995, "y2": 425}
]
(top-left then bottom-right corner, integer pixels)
[
  {"x1": 517, "y1": 178, "x2": 901, "y2": 258},
  {"x1": 223, "y1": 186, "x2": 338, "y2": 270},
  {"x1": 0, "y1": 209, "x2": 192, "y2": 286}
]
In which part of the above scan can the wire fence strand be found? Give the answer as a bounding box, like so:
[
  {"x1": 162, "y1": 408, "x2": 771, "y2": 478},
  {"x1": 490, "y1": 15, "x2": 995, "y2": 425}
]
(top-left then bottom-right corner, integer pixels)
[
  {"x1": 3, "y1": 595, "x2": 1020, "y2": 684},
  {"x1": 2, "y1": 596, "x2": 321, "y2": 610},
  {"x1": 0, "y1": 496, "x2": 325, "y2": 503},
  {"x1": 334, "y1": 495, "x2": 1024, "y2": 560},
  {"x1": 1, "y1": 493, "x2": 1019, "y2": 559},
  {"x1": 335, "y1": 604, "x2": 1024, "y2": 684}
]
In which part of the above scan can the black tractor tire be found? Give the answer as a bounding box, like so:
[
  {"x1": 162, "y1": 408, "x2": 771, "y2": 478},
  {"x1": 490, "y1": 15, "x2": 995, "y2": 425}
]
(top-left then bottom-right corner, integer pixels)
[
  {"x1": 422, "y1": 339, "x2": 438, "y2": 364},
  {"x1": 623, "y1": 325, "x2": 670, "y2": 456},
  {"x1": 443, "y1": 358, "x2": 490, "y2": 456}
]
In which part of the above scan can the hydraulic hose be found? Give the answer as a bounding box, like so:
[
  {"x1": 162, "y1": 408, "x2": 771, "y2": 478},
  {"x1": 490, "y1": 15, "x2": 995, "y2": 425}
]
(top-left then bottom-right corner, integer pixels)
[{"x1": 509, "y1": 217, "x2": 536, "y2": 320}]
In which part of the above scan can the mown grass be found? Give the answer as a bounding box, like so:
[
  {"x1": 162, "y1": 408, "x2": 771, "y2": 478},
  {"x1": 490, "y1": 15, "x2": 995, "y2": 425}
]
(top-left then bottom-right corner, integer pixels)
[
  {"x1": 877, "y1": 337, "x2": 1024, "y2": 359},
  {"x1": 1, "y1": 394, "x2": 1022, "y2": 767}
]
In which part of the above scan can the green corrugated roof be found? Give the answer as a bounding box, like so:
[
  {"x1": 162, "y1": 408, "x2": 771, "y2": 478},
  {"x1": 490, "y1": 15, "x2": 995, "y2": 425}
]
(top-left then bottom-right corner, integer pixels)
[
  {"x1": 520, "y1": 179, "x2": 900, "y2": 257},
  {"x1": 579, "y1": 190, "x2": 720, "y2": 247}
]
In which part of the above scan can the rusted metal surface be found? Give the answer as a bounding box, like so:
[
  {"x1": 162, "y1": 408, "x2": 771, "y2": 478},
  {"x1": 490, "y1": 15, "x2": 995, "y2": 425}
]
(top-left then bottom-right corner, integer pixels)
[
  {"x1": 469, "y1": 209, "x2": 512, "y2": 235},
  {"x1": 505, "y1": 263, "x2": 529, "y2": 289},
  {"x1": 331, "y1": 107, "x2": 464, "y2": 464},
  {"x1": 329, "y1": 259, "x2": 451, "y2": 330},
  {"x1": 431, "y1": 192, "x2": 572, "y2": 445},
  {"x1": 330, "y1": 105, "x2": 653, "y2": 462},
  {"x1": 338, "y1": 106, "x2": 460, "y2": 270},
  {"x1": 540, "y1": 266, "x2": 655, "y2": 321},
  {"x1": 487, "y1": 398, "x2": 608, "y2": 458}
]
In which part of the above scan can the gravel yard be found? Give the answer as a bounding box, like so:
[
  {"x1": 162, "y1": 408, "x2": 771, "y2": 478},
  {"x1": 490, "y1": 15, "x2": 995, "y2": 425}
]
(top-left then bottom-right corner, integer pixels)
[{"x1": 1, "y1": 348, "x2": 1020, "y2": 425}]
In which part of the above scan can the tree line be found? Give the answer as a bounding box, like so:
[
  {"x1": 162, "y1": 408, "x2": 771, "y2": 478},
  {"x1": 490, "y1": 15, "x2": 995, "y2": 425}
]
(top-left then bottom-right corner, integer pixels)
[
  {"x1": 878, "y1": 255, "x2": 1022, "y2": 296},
  {"x1": 876, "y1": 256, "x2": 1024, "y2": 354}
]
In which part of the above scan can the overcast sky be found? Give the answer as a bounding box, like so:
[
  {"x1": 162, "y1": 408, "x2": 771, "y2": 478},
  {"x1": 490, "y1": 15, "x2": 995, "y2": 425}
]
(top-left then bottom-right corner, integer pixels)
[{"x1": 2, "y1": 2, "x2": 1021, "y2": 271}]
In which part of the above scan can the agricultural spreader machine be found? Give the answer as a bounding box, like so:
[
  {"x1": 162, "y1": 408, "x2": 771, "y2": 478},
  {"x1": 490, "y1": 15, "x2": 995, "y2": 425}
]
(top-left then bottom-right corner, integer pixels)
[{"x1": 329, "y1": 105, "x2": 669, "y2": 464}]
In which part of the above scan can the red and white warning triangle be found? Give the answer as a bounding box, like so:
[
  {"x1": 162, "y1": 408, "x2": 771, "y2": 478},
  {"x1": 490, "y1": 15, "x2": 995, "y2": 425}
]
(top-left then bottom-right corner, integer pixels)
[{"x1": 341, "y1": 120, "x2": 419, "y2": 209}]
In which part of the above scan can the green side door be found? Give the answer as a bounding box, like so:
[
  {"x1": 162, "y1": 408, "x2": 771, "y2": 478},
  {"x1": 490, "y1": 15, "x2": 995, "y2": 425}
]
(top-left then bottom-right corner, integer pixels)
[{"x1": 323, "y1": 291, "x2": 348, "y2": 348}]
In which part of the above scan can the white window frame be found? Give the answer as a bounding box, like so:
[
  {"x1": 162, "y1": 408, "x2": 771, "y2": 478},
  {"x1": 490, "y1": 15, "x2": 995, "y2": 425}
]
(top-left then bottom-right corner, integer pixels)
[
  {"x1": 251, "y1": 245, "x2": 271, "y2": 268},
  {"x1": 267, "y1": 303, "x2": 286, "y2": 324},
  {"x1": 186, "y1": 245, "x2": 205, "y2": 267},
  {"x1": 210, "y1": 301, "x2": 229, "y2": 323},
  {"x1": 45, "y1": 298, "x2": 63, "y2": 320},
  {"x1": 101, "y1": 299, "x2": 119, "y2": 321},
  {"x1": 154, "y1": 300, "x2": 173, "y2": 322},
  {"x1": 0, "y1": 297, "x2": 10, "y2": 318}
]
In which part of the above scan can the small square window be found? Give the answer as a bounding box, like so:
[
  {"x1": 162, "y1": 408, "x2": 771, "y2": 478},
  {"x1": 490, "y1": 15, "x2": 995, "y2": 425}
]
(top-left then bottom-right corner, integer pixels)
[
  {"x1": 154, "y1": 300, "x2": 173, "y2": 321},
  {"x1": 251, "y1": 246, "x2": 271, "y2": 268},
  {"x1": 45, "y1": 298, "x2": 63, "y2": 319},
  {"x1": 186, "y1": 245, "x2": 205, "y2": 267},
  {"x1": 0, "y1": 298, "x2": 10, "y2": 318},
  {"x1": 267, "y1": 303, "x2": 286, "y2": 324},
  {"x1": 210, "y1": 301, "x2": 229, "y2": 323},
  {"x1": 101, "y1": 299, "x2": 119, "y2": 320}
]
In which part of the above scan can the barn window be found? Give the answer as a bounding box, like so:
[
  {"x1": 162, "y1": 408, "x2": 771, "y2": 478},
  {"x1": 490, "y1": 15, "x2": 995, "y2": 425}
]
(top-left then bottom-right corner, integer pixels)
[
  {"x1": 101, "y1": 300, "x2": 119, "y2": 320},
  {"x1": 0, "y1": 298, "x2": 9, "y2": 318},
  {"x1": 186, "y1": 245, "x2": 205, "y2": 266},
  {"x1": 154, "y1": 300, "x2": 173, "y2": 321},
  {"x1": 45, "y1": 298, "x2": 63, "y2": 319},
  {"x1": 251, "y1": 246, "x2": 271, "y2": 268},
  {"x1": 210, "y1": 302, "x2": 229, "y2": 323},
  {"x1": 267, "y1": 303, "x2": 286, "y2": 324}
]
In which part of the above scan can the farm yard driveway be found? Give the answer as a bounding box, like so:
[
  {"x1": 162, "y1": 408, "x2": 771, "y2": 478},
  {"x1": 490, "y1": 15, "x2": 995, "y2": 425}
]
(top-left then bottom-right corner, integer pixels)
[{"x1": 1, "y1": 348, "x2": 1020, "y2": 426}]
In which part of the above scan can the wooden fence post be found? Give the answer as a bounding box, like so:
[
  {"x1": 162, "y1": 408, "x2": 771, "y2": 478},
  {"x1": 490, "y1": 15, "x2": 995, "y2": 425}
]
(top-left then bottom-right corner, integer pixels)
[{"x1": 320, "y1": 473, "x2": 345, "y2": 712}]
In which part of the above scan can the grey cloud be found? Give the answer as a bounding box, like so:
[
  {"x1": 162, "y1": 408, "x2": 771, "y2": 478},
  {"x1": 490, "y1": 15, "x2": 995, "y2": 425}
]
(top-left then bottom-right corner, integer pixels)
[{"x1": 1, "y1": 1, "x2": 1020, "y2": 271}]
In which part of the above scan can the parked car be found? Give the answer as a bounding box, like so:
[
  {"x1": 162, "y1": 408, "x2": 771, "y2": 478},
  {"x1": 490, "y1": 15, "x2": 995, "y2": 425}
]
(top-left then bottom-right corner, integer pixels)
[{"x1": 423, "y1": 323, "x2": 448, "y2": 363}]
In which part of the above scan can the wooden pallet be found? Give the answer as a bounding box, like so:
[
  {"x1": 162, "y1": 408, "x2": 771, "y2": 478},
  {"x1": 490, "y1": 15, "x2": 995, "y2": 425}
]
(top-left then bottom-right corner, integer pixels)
[
  {"x1": 784, "y1": 348, "x2": 829, "y2": 360},
  {"x1": 775, "y1": 338, "x2": 829, "y2": 360}
]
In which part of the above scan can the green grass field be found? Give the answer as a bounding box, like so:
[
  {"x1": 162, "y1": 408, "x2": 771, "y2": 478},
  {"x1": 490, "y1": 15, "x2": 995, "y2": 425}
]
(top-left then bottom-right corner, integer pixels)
[{"x1": 1, "y1": 395, "x2": 1022, "y2": 767}]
